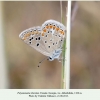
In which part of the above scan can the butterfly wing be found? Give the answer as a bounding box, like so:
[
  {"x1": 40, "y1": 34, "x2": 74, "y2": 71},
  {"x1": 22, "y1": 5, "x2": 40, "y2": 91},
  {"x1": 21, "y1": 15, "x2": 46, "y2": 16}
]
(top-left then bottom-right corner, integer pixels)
[
  {"x1": 19, "y1": 20, "x2": 66, "y2": 59},
  {"x1": 19, "y1": 26, "x2": 50, "y2": 56},
  {"x1": 40, "y1": 19, "x2": 66, "y2": 54}
]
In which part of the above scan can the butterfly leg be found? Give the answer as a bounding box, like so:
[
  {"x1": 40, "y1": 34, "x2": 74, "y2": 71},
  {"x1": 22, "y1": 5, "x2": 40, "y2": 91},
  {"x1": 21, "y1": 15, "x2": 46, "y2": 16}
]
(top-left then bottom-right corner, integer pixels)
[{"x1": 58, "y1": 57, "x2": 67, "y2": 62}]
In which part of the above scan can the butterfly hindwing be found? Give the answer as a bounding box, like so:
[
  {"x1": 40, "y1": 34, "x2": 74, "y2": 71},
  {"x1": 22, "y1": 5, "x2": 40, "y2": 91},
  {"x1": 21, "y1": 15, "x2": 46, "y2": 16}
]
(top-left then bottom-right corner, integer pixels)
[{"x1": 41, "y1": 20, "x2": 65, "y2": 53}]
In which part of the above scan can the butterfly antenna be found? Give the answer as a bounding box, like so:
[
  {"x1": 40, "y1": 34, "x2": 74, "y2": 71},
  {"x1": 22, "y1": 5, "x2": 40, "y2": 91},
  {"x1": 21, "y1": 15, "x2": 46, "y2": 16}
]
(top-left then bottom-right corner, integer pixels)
[{"x1": 38, "y1": 57, "x2": 48, "y2": 67}]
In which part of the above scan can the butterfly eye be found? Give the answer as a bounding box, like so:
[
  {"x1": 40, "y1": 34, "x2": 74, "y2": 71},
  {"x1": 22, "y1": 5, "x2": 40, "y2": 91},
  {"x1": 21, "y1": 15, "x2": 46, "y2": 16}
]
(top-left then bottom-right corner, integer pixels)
[{"x1": 49, "y1": 57, "x2": 52, "y2": 61}]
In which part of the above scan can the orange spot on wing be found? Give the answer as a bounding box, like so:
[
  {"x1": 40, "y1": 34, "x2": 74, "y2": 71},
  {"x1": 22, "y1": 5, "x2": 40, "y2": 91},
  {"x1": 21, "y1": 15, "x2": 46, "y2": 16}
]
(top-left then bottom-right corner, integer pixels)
[
  {"x1": 22, "y1": 37, "x2": 26, "y2": 40},
  {"x1": 61, "y1": 32, "x2": 64, "y2": 35},
  {"x1": 56, "y1": 27, "x2": 60, "y2": 31},
  {"x1": 36, "y1": 31, "x2": 38, "y2": 34},
  {"x1": 59, "y1": 30, "x2": 64, "y2": 35},
  {"x1": 22, "y1": 32, "x2": 31, "y2": 40},
  {"x1": 46, "y1": 26, "x2": 49, "y2": 29},
  {"x1": 33, "y1": 30, "x2": 38, "y2": 34},
  {"x1": 27, "y1": 33, "x2": 31, "y2": 36},
  {"x1": 32, "y1": 32, "x2": 34, "y2": 35},
  {"x1": 50, "y1": 25, "x2": 53, "y2": 29},
  {"x1": 53, "y1": 26, "x2": 56, "y2": 30},
  {"x1": 43, "y1": 29, "x2": 47, "y2": 32},
  {"x1": 24, "y1": 33, "x2": 31, "y2": 37},
  {"x1": 42, "y1": 32, "x2": 44, "y2": 36}
]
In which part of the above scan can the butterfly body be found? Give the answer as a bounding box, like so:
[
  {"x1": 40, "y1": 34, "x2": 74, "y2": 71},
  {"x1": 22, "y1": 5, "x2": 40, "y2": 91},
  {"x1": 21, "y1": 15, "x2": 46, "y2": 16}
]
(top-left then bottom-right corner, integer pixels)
[
  {"x1": 19, "y1": 19, "x2": 66, "y2": 61},
  {"x1": 48, "y1": 48, "x2": 62, "y2": 61}
]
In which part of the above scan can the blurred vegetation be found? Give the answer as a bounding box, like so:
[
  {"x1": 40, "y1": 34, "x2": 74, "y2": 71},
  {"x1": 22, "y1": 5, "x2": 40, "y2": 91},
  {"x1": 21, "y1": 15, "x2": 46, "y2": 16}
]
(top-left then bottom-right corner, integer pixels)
[
  {"x1": 2, "y1": 1, "x2": 100, "y2": 89},
  {"x1": 71, "y1": 1, "x2": 100, "y2": 89}
]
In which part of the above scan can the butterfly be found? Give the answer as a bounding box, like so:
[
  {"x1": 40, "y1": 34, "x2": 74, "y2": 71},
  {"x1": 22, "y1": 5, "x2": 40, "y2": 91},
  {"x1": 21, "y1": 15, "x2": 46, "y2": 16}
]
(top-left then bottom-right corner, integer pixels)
[{"x1": 19, "y1": 19, "x2": 66, "y2": 66}]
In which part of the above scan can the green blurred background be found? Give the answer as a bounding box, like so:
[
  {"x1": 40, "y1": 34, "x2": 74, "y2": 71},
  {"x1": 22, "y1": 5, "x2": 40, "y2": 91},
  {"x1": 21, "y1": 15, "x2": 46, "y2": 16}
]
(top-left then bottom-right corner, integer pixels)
[{"x1": 1, "y1": 1, "x2": 100, "y2": 89}]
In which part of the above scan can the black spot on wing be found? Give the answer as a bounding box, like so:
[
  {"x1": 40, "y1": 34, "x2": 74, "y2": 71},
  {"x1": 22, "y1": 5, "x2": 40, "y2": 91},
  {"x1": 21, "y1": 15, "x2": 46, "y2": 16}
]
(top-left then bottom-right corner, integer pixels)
[
  {"x1": 31, "y1": 37, "x2": 33, "y2": 39},
  {"x1": 45, "y1": 41, "x2": 47, "y2": 43},
  {"x1": 37, "y1": 43, "x2": 39, "y2": 46},
  {"x1": 36, "y1": 37, "x2": 38, "y2": 40},
  {"x1": 48, "y1": 46, "x2": 50, "y2": 48},
  {"x1": 29, "y1": 42, "x2": 31, "y2": 44},
  {"x1": 38, "y1": 37, "x2": 40, "y2": 40}
]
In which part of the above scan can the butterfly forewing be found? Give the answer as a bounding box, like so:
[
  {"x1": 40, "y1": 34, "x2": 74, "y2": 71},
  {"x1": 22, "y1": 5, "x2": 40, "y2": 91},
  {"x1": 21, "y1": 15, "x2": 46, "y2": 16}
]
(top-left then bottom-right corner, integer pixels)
[{"x1": 19, "y1": 26, "x2": 50, "y2": 56}]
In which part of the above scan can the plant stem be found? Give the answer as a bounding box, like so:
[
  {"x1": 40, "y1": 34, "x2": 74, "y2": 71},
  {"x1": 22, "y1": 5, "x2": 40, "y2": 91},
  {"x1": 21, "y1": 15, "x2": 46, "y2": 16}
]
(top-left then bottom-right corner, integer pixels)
[
  {"x1": 64, "y1": 0, "x2": 71, "y2": 89},
  {"x1": 62, "y1": 1, "x2": 71, "y2": 89},
  {"x1": 60, "y1": 1, "x2": 71, "y2": 89}
]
